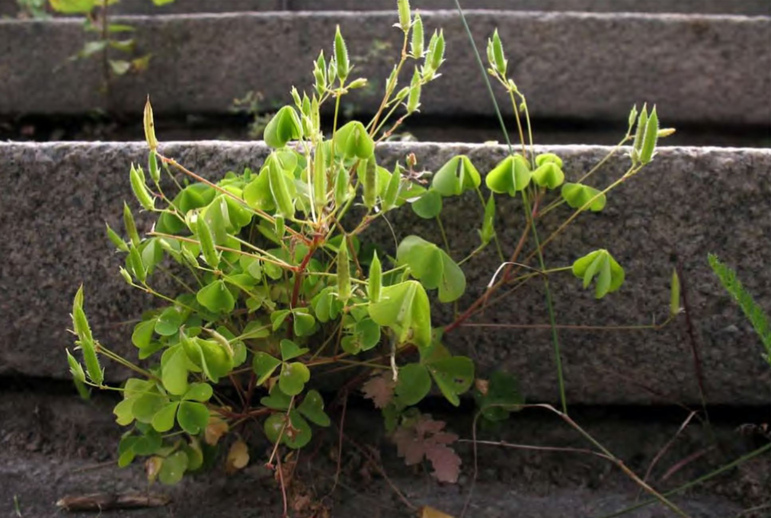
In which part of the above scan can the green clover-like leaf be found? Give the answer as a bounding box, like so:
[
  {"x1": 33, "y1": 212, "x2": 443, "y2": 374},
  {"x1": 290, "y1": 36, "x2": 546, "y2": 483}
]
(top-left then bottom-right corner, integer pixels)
[
  {"x1": 397, "y1": 235, "x2": 466, "y2": 303},
  {"x1": 561, "y1": 183, "x2": 606, "y2": 212},
  {"x1": 368, "y1": 281, "x2": 432, "y2": 349},
  {"x1": 485, "y1": 154, "x2": 531, "y2": 195},
  {"x1": 297, "y1": 390, "x2": 331, "y2": 427},
  {"x1": 279, "y1": 362, "x2": 311, "y2": 396},
  {"x1": 431, "y1": 155, "x2": 480, "y2": 197},
  {"x1": 572, "y1": 249, "x2": 625, "y2": 299}
]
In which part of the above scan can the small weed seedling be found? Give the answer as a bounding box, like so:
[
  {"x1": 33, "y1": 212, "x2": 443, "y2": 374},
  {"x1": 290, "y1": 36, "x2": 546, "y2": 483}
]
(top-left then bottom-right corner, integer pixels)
[
  {"x1": 67, "y1": 0, "x2": 679, "y2": 512},
  {"x1": 49, "y1": 0, "x2": 174, "y2": 92}
]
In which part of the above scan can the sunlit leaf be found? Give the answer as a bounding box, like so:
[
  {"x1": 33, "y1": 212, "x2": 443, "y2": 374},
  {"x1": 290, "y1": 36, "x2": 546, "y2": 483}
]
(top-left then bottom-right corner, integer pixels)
[{"x1": 368, "y1": 281, "x2": 432, "y2": 349}]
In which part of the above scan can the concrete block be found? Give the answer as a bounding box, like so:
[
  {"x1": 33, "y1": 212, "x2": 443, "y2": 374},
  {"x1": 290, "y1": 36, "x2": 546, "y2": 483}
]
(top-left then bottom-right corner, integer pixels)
[
  {"x1": 0, "y1": 12, "x2": 768, "y2": 126},
  {"x1": 1, "y1": 141, "x2": 770, "y2": 405}
]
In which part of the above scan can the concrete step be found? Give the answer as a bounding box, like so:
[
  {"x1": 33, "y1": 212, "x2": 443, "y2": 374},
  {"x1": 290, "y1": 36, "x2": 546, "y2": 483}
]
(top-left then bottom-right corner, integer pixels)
[
  {"x1": 0, "y1": 388, "x2": 764, "y2": 517},
  {"x1": 0, "y1": 12, "x2": 768, "y2": 128},
  {"x1": 4, "y1": 0, "x2": 770, "y2": 16},
  {"x1": 2, "y1": 141, "x2": 770, "y2": 406}
]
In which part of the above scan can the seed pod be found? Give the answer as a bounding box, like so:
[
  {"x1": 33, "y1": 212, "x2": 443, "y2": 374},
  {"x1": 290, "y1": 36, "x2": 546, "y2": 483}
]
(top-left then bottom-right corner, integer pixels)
[
  {"x1": 337, "y1": 240, "x2": 351, "y2": 301},
  {"x1": 429, "y1": 30, "x2": 445, "y2": 71},
  {"x1": 123, "y1": 202, "x2": 140, "y2": 246},
  {"x1": 71, "y1": 287, "x2": 102, "y2": 385},
  {"x1": 275, "y1": 215, "x2": 285, "y2": 239},
  {"x1": 491, "y1": 29, "x2": 507, "y2": 75},
  {"x1": 670, "y1": 269, "x2": 681, "y2": 316},
  {"x1": 382, "y1": 164, "x2": 402, "y2": 211},
  {"x1": 397, "y1": 0, "x2": 411, "y2": 32},
  {"x1": 196, "y1": 214, "x2": 220, "y2": 269},
  {"x1": 143, "y1": 96, "x2": 158, "y2": 151},
  {"x1": 632, "y1": 103, "x2": 649, "y2": 160},
  {"x1": 105, "y1": 223, "x2": 128, "y2": 252},
  {"x1": 639, "y1": 106, "x2": 659, "y2": 165},
  {"x1": 334, "y1": 26, "x2": 349, "y2": 81},
  {"x1": 130, "y1": 164, "x2": 155, "y2": 211},
  {"x1": 334, "y1": 165, "x2": 350, "y2": 208},
  {"x1": 411, "y1": 13, "x2": 424, "y2": 57},
  {"x1": 361, "y1": 156, "x2": 377, "y2": 209},
  {"x1": 313, "y1": 146, "x2": 327, "y2": 209},
  {"x1": 368, "y1": 251, "x2": 382, "y2": 303},
  {"x1": 627, "y1": 104, "x2": 638, "y2": 131},
  {"x1": 128, "y1": 245, "x2": 146, "y2": 283},
  {"x1": 148, "y1": 151, "x2": 160, "y2": 183},
  {"x1": 268, "y1": 159, "x2": 295, "y2": 218},
  {"x1": 407, "y1": 68, "x2": 421, "y2": 114}
]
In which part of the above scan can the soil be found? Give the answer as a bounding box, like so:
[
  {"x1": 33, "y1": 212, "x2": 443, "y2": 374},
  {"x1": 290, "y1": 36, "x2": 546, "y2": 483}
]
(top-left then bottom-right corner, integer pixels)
[{"x1": 0, "y1": 378, "x2": 769, "y2": 518}]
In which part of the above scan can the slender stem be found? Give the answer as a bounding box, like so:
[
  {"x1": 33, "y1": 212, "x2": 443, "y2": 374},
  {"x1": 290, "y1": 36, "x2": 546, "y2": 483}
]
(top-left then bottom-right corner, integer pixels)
[
  {"x1": 522, "y1": 192, "x2": 567, "y2": 414},
  {"x1": 453, "y1": 0, "x2": 512, "y2": 153},
  {"x1": 598, "y1": 442, "x2": 771, "y2": 518}
]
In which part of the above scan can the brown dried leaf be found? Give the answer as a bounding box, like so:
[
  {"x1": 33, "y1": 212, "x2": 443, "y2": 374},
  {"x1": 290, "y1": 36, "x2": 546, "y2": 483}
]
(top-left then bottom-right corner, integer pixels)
[
  {"x1": 392, "y1": 413, "x2": 461, "y2": 483},
  {"x1": 362, "y1": 371, "x2": 396, "y2": 409},
  {"x1": 204, "y1": 415, "x2": 229, "y2": 446},
  {"x1": 226, "y1": 440, "x2": 249, "y2": 474}
]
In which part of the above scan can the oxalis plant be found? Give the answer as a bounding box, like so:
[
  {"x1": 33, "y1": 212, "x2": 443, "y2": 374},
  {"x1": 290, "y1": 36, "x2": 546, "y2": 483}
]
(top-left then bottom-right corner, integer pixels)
[{"x1": 66, "y1": 0, "x2": 678, "y2": 507}]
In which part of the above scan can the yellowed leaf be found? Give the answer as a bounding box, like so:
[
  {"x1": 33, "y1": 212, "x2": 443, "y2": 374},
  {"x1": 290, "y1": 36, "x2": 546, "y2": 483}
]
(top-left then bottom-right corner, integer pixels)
[
  {"x1": 204, "y1": 415, "x2": 229, "y2": 446},
  {"x1": 420, "y1": 506, "x2": 455, "y2": 518},
  {"x1": 226, "y1": 440, "x2": 249, "y2": 474},
  {"x1": 145, "y1": 456, "x2": 163, "y2": 484}
]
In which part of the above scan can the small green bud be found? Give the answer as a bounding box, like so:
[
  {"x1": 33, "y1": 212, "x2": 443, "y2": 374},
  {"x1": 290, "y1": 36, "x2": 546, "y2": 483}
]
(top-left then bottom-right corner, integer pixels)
[
  {"x1": 119, "y1": 266, "x2": 133, "y2": 285},
  {"x1": 105, "y1": 223, "x2": 128, "y2": 252},
  {"x1": 66, "y1": 349, "x2": 86, "y2": 384},
  {"x1": 347, "y1": 77, "x2": 368, "y2": 89},
  {"x1": 291, "y1": 87, "x2": 302, "y2": 108},
  {"x1": 627, "y1": 104, "x2": 638, "y2": 131},
  {"x1": 658, "y1": 127, "x2": 676, "y2": 138},
  {"x1": 123, "y1": 202, "x2": 139, "y2": 246}
]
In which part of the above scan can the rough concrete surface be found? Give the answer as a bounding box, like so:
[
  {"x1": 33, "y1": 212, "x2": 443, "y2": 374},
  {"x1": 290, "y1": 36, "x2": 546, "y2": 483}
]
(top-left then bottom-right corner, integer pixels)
[
  {"x1": 1, "y1": 141, "x2": 771, "y2": 406},
  {"x1": 0, "y1": 389, "x2": 766, "y2": 517},
  {"x1": 0, "y1": 12, "x2": 769, "y2": 126},
  {"x1": 4, "y1": 0, "x2": 769, "y2": 16}
]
